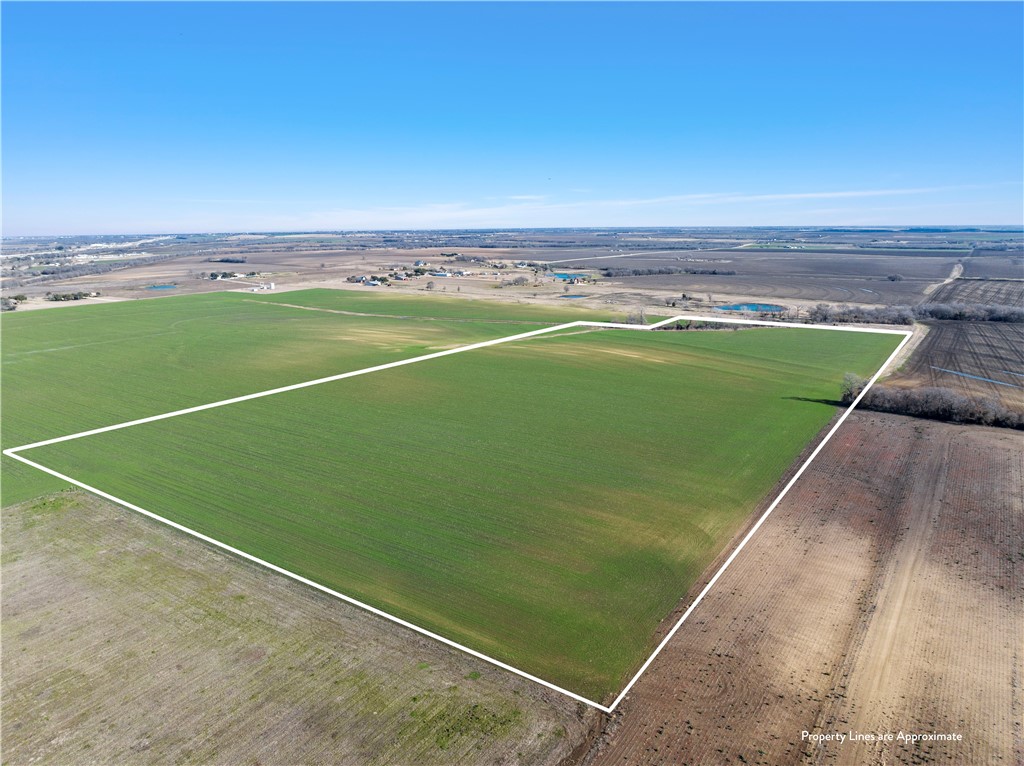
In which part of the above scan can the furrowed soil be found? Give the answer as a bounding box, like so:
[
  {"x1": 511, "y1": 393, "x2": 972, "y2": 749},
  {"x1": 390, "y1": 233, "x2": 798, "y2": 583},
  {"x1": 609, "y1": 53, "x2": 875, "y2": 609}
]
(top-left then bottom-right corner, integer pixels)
[
  {"x1": 960, "y1": 254, "x2": 1024, "y2": 280},
  {"x1": 928, "y1": 278, "x2": 1024, "y2": 307},
  {"x1": 884, "y1": 321, "x2": 1024, "y2": 410},
  {"x1": 1, "y1": 492, "x2": 594, "y2": 766},
  {"x1": 579, "y1": 412, "x2": 1021, "y2": 766}
]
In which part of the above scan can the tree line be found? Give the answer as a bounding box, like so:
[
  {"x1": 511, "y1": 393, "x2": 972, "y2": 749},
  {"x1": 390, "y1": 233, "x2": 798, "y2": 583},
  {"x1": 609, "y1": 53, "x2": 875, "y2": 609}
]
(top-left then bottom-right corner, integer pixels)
[
  {"x1": 841, "y1": 374, "x2": 1023, "y2": 429},
  {"x1": 808, "y1": 302, "x2": 1024, "y2": 325}
]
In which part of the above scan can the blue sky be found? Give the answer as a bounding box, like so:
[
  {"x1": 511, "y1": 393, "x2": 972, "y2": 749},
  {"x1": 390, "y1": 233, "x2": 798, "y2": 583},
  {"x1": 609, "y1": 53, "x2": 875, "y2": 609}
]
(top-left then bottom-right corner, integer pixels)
[{"x1": 3, "y1": 2, "x2": 1022, "y2": 235}]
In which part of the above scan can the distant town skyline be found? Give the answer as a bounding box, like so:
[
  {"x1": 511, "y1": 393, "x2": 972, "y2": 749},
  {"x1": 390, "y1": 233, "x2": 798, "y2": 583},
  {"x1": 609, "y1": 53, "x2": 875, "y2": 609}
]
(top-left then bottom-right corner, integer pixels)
[{"x1": 3, "y1": 2, "x2": 1022, "y2": 236}]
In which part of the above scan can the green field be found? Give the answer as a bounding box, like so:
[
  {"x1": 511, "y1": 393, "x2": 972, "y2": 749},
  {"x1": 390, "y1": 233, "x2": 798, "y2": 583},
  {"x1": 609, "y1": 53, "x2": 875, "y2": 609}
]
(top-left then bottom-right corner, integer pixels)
[
  {"x1": 1, "y1": 289, "x2": 617, "y2": 505},
  {"x1": 5, "y1": 290, "x2": 902, "y2": 701}
]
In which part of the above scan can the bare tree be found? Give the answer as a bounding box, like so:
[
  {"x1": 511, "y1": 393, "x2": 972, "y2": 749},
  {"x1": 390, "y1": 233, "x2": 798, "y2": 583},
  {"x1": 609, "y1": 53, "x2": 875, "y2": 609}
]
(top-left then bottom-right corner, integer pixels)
[{"x1": 625, "y1": 307, "x2": 647, "y2": 325}]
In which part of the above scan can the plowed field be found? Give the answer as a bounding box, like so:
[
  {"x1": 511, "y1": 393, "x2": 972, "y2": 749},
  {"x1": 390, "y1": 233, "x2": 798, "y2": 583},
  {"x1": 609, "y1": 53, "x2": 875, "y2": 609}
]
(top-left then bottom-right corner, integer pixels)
[
  {"x1": 929, "y1": 278, "x2": 1024, "y2": 306},
  {"x1": 961, "y1": 254, "x2": 1024, "y2": 280},
  {"x1": 885, "y1": 321, "x2": 1024, "y2": 410}
]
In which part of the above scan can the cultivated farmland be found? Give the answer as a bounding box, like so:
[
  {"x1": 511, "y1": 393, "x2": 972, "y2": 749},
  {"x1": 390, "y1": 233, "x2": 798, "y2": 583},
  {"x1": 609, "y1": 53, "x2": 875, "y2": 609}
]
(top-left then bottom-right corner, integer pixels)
[
  {"x1": 1, "y1": 289, "x2": 618, "y2": 505},
  {"x1": 928, "y1": 278, "x2": 1024, "y2": 307},
  {"x1": 16, "y1": 323, "x2": 901, "y2": 701},
  {"x1": 5, "y1": 228, "x2": 1019, "y2": 764},
  {"x1": 959, "y1": 253, "x2": 1024, "y2": 280},
  {"x1": 544, "y1": 249, "x2": 961, "y2": 306},
  {"x1": 885, "y1": 321, "x2": 1024, "y2": 410}
]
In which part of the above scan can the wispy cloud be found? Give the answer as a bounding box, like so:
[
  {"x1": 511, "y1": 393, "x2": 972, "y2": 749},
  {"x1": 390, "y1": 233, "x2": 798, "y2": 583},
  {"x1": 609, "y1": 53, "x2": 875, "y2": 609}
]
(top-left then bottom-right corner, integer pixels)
[
  {"x1": 568, "y1": 184, "x2": 990, "y2": 209},
  {"x1": 136, "y1": 182, "x2": 1017, "y2": 233}
]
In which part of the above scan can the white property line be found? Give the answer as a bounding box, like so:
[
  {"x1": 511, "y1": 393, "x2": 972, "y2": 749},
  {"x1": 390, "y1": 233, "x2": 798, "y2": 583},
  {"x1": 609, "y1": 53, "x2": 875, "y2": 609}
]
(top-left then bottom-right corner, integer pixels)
[{"x1": 4, "y1": 314, "x2": 911, "y2": 714}]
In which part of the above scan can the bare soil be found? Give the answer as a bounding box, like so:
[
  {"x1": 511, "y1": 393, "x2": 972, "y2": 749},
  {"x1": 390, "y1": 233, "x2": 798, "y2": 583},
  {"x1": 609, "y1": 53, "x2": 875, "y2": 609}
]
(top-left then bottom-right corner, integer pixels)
[
  {"x1": 547, "y1": 249, "x2": 961, "y2": 306},
  {"x1": 617, "y1": 272, "x2": 932, "y2": 306},
  {"x1": 577, "y1": 413, "x2": 1021, "y2": 766},
  {"x1": 960, "y1": 254, "x2": 1024, "y2": 280},
  {"x1": 1, "y1": 492, "x2": 594, "y2": 766},
  {"x1": 885, "y1": 321, "x2": 1024, "y2": 410},
  {"x1": 929, "y1": 278, "x2": 1024, "y2": 307}
]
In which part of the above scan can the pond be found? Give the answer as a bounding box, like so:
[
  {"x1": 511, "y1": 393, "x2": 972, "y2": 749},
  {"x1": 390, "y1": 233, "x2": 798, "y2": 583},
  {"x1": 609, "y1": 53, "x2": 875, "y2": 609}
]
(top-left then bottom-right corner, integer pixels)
[
  {"x1": 714, "y1": 303, "x2": 785, "y2": 313},
  {"x1": 146, "y1": 284, "x2": 178, "y2": 290},
  {"x1": 552, "y1": 273, "x2": 589, "y2": 280}
]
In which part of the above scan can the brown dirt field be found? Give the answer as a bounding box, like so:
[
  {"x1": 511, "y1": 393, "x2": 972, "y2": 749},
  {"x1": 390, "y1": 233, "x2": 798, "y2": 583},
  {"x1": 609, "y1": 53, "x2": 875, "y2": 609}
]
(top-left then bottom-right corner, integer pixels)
[
  {"x1": 577, "y1": 413, "x2": 1021, "y2": 766},
  {"x1": 885, "y1": 321, "x2": 1024, "y2": 410},
  {"x1": 1, "y1": 492, "x2": 594, "y2": 765},
  {"x1": 929, "y1": 279, "x2": 1024, "y2": 307},
  {"x1": 960, "y1": 255, "x2": 1024, "y2": 280},
  {"x1": 555, "y1": 250, "x2": 959, "y2": 306},
  {"x1": 617, "y1": 272, "x2": 932, "y2": 305}
]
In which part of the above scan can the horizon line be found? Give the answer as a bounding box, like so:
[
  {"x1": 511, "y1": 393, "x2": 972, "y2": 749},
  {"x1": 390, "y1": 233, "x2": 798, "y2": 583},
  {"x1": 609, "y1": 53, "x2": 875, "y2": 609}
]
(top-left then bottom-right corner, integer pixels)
[{"x1": 5, "y1": 223, "x2": 1024, "y2": 239}]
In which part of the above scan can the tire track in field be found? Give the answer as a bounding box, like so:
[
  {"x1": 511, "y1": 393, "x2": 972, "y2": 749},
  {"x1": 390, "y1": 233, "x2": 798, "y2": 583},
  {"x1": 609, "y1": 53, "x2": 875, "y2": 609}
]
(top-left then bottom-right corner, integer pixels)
[
  {"x1": 930, "y1": 278, "x2": 1024, "y2": 306},
  {"x1": 839, "y1": 438, "x2": 950, "y2": 742},
  {"x1": 887, "y1": 321, "x2": 1024, "y2": 409},
  {"x1": 4, "y1": 331, "x2": 180, "y2": 358}
]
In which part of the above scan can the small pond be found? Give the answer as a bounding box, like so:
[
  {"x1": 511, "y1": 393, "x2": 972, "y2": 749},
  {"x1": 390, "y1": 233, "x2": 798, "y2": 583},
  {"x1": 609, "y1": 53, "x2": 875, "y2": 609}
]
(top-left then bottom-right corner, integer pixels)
[
  {"x1": 552, "y1": 273, "x2": 589, "y2": 280},
  {"x1": 714, "y1": 302, "x2": 785, "y2": 312}
]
